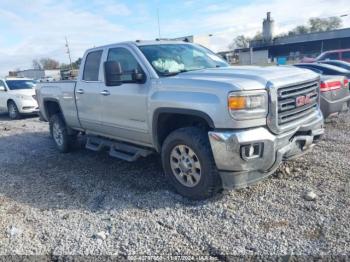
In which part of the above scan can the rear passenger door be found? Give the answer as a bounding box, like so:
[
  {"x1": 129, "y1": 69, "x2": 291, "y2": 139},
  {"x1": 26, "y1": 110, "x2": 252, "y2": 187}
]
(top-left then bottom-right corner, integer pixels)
[
  {"x1": 76, "y1": 49, "x2": 105, "y2": 132},
  {"x1": 99, "y1": 46, "x2": 151, "y2": 145},
  {"x1": 0, "y1": 80, "x2": 7, "y2": 110}
]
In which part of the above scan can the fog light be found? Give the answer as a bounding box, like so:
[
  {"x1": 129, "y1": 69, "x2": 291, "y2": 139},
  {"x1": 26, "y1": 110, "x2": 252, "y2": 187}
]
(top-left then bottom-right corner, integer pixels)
[{"x1": 241, "y1": 143, "x2": 263, "y2": 160}]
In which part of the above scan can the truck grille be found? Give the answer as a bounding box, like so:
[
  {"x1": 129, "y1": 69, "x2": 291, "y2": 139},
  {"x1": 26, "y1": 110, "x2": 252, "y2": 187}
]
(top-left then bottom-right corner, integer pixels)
[{"x1": 277, "y1": 81, "x2": 319, "y2": 125}]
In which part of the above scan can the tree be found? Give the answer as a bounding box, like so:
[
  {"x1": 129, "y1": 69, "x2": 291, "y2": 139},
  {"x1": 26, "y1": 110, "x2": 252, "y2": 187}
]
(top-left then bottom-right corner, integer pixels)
[
  {"x1": 32, "y1": 59, "x2": 42, "y2": 70},
  {"x1": 276, "y1": 16, "x2": 342, "y2": 38},
  {"x1": 229, "y1": 35, "x2": 250, "y2": 50},
  {"x1": 60, "y1": 58, "x2": 82, "y2": 70},
  {"x1": 309, "y1": 17, "x2": 342, "y2": 32},
  {"x1": 39, "y1": 58, "x2": 60, "y2": 70}
]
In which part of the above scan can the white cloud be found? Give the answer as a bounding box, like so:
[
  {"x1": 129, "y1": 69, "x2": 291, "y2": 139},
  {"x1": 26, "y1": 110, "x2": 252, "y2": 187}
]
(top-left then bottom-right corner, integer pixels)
[
  {"x1": 0, "y1": 0, "x2": 150, "y2": 76},
  {"x1": 0, "y1": 0, "x2": 350, "y2": 76},
  {"x1": 160, "y1": 0, "x2": 350, "y2": 52}
]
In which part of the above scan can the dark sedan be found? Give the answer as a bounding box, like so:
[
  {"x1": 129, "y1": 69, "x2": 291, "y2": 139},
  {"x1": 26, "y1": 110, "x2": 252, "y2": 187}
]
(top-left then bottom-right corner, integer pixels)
[
  {"x1": 319, "y1": 60, "x2": 350, "y2": 71},
  {"x1": 294, "y1": 63, "x2": 350, "y2": 118}
]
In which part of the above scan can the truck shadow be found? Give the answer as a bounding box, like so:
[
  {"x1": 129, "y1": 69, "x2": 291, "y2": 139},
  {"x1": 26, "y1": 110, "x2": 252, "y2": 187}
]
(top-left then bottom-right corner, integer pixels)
[
  {"x1": 0, "y1": 130, "x2": 210, "y2": 213},
  {"x1": 0, "y1": 112, "x2": 38, "y2": 121}
]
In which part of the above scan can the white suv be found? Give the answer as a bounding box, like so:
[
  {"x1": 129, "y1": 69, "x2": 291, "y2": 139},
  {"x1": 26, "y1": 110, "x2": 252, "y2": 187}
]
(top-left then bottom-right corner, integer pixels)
[{"x1": 0, "y1": 78, "x2": 39, "y2": 119}]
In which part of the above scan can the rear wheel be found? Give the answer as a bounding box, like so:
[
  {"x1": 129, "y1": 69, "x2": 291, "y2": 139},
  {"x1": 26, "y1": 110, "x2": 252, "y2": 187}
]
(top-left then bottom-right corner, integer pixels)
[
  {"x1": 161, "y1": 127, "x2": 221, "y2": 200},
  {"x1": 7, "y1": 101, "x2": 21, "y2": 120},
  {"x1": 49, "y1": 114, "x2": 76, "y2": 153}
]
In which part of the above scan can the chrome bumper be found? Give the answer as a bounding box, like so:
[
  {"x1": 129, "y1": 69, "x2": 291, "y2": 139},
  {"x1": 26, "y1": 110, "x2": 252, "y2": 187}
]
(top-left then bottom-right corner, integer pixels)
[{"x1": 208, "y1": 113, "x2": 324, "y2": 189}]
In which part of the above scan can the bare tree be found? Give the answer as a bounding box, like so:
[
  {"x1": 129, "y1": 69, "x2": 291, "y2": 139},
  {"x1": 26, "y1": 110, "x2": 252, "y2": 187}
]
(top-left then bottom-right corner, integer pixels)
[
  {"x1": 39, "y1": 58, "x2": 60, "y2": 70},
  {"x1": 32, "y1": 59, "x2": 42, "y2": 70},
  {"x1": 229, "y1": 35, "x2": 250, "y2": 50}
]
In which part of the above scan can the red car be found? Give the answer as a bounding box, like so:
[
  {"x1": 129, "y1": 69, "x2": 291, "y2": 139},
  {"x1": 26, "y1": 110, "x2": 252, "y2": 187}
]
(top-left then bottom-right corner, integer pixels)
[{"x1": 302, "y1": 48, "x2": 350, "y2": 63}]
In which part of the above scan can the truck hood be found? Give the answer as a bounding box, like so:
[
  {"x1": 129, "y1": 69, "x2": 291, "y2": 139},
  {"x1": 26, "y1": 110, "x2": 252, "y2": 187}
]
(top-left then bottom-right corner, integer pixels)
[
  {"x1": 172, "y1": 66, "x2": 319, "y2": 89},
  {"x1": 8, "y1": 89, "x2": 36, "y2": 96}
]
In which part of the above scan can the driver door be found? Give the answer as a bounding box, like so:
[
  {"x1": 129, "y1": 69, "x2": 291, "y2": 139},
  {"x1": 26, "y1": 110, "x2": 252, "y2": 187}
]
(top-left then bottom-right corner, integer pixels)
[{"x1": 99, "y1": 46, "x2": 151, "y2": 145}]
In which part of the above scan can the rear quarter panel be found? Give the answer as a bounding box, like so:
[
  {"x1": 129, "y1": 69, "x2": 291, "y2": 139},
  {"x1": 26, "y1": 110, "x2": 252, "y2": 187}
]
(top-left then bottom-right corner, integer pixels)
[{"x1": 37, "y1": 81, "x2": 81, "y2": 128}]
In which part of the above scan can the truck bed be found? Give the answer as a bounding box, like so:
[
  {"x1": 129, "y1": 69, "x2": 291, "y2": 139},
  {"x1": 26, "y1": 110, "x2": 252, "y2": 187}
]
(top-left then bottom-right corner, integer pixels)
[{"x1": 36, "y1": 81, "x2": 81, "y2": 129}]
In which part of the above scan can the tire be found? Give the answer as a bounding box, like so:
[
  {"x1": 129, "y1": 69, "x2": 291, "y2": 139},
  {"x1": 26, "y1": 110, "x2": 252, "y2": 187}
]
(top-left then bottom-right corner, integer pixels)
[
  {"x1": 7, "y1": 101, "x2": 21, "y2": 120},
  {"x1": 161, "y1": 127, "x2": 222, "y2": 200},
  {"x1": 49, "y1": 114, "x2": 76, "y2": 153}
]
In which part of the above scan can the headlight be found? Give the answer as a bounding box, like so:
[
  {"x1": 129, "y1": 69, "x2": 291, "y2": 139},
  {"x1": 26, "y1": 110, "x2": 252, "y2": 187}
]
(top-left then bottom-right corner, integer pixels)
[
  {"x1": 16, "y1": 95, "x2": 32, "y2": 101},
  {"x1": 228, "y1": 90, "x2": 268, "y2": 120}
]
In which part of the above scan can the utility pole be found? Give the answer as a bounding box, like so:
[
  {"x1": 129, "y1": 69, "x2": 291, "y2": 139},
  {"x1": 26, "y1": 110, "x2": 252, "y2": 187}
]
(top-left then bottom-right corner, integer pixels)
[
  {"x1": 65, "y1": 36, "x2": 73, "y2": 71},
  {"x1": 157, "y1": 8, "x2": 161, "y2": 39}
]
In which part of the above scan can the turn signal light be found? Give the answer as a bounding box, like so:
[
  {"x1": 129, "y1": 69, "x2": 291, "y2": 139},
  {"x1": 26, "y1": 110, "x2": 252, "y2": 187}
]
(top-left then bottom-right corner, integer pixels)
[{"x1": 228, "y1": 96, "x2": 246, "y2": 110}]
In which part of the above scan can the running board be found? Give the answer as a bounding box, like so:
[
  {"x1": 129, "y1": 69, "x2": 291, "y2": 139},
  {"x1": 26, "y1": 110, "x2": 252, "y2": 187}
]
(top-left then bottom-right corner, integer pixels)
[{"x1": 86, "y1": 136, "x2": 153, "y2": 162}]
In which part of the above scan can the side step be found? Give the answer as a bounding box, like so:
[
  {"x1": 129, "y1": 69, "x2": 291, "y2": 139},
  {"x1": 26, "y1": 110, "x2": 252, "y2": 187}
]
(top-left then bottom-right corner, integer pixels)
[{"x1": 86, "y1": 136, "x2": 153, "y2": 162}]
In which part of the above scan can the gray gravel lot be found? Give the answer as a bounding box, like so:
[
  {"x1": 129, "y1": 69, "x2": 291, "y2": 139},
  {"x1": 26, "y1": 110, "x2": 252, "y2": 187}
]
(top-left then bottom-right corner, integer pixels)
[{"x1": 0, "y1": 111, "x2": 349, "y2": 258}]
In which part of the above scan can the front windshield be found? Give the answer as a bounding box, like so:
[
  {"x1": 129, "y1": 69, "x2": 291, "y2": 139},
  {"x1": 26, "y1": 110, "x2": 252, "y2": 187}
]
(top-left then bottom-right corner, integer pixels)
[
  {"x1": 138, "y1": 44, "x2": 229, "y2": 76},
  {"x1": 6, "y1": 80, "x2": 36, "y2": 90}
]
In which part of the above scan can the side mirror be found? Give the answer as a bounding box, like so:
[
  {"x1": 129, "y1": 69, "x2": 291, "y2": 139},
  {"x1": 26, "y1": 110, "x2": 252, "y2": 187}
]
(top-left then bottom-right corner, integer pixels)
[
  {"x1": 132, "y1": 69, "x2": 146, "y2": 83},
  {"x1": 0, "y1": 86, "x2": 6, "y2": 92},
  {"x1": 104, "y1": 61, "x2": 123, "y2": 86}
]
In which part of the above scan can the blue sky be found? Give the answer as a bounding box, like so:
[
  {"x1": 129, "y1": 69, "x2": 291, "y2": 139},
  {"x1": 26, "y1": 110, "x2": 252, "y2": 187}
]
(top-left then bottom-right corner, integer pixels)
[{"x1": 0, "y1": 0, "x2": 350, "y2": 76}]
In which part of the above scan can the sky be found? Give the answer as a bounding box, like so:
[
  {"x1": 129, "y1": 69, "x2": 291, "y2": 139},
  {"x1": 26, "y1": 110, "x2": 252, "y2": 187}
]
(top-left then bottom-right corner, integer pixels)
[{"x1": 0, "y1": 0, "x2": 350, "y2": 76}]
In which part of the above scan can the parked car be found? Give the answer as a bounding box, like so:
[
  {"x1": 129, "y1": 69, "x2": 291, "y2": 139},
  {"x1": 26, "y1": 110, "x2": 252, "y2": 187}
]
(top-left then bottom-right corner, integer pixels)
[
  {"x1": 319, "y1": 60, "x2": 350, "y2": 71},
  {"x1": 36, "y1": 41, "x2": 324, "y2": 199},
  {"x1": 319, "y1": 75, "x2": 350, "y2": 118},
  {"x1": 0, "y1": 78, "x2": 39, "y2": 119},
  {"x1": 301, "y1": 48, "x2": 350, "y2": 63},
  {"x1": 294, "y1": 63, "x2": 350, "y2": 83},
  {"x1": 294, "y1": 63, "x2": 350, "y2": 118}
]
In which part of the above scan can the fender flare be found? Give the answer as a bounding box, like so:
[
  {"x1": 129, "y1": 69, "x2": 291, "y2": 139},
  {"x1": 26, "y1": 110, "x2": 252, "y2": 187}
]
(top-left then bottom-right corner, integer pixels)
[
  {"x1": 42, "y1": 98, "x2": 65, "y2": 122},
  {"x1": 152, "y1": 107, "x2": 215, "y2": 151}
]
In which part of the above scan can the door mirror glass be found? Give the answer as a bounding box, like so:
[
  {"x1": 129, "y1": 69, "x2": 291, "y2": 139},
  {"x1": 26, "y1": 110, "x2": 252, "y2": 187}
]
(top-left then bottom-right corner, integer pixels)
[
  {"x1": 132, "y1": 69, "x2": 146, "y2": 83},
  {"x1": 104, "y1": 61, "x2": 123, "y2": 86}
]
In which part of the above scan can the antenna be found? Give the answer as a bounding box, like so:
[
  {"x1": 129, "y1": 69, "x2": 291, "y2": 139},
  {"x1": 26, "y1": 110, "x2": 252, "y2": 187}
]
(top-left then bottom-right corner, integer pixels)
[
  {"x1": 157, "y1": 8, "x2": 161, "y2": 39},
  {"x1": 65, "y1": 36, "x2": 73, "y2": 71}
]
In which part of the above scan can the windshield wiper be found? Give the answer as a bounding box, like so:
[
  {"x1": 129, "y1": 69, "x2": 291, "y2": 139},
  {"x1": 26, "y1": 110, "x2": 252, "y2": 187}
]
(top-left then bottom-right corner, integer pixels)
[{"x1": 161, "y1": 69, "x2": 189, "y2": 77}]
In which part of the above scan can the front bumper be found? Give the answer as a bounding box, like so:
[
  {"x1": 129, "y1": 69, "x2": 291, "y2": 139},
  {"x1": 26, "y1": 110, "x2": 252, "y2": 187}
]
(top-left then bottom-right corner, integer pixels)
[
  {"x1": 17, "y1": 100, "x2": 39, "y2": 114},
  {"x1": 320, "y1": 94, "x2": 350, "y2": 118},
  {"x1": 208, "y1": 113, "x2": 324, "y2": 189}
]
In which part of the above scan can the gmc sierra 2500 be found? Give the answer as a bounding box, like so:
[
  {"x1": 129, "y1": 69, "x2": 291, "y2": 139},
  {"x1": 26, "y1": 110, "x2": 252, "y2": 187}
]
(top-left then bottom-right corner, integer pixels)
[{"x1": 36, "y1": 41, "x2": 324, "y2": 199}]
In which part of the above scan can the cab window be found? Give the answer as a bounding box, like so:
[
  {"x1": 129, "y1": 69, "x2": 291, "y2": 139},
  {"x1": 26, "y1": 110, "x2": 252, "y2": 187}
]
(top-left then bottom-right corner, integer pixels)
[
  {"x1": 83, "y1": 50, "x2": 103, "y2": 81},
  {"x1": 342, "y1": 51, "x2": 350, "y2": 60},
  {"x1": 107, "y1": 47, "x2": 144, "y2": 83},
  {"x1": 322, "y1": 52, "x2": 339, "y2": 60}
]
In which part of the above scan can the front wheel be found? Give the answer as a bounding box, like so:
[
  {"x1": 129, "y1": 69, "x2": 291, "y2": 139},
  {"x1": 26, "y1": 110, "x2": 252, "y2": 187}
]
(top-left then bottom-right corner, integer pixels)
[
  {"x1": 7, "y1": 101, "x2": 21, "y2": 120},
  {"x1": 49, "y1": 114, "x2": 76, "y2": 153},
  {"x1": 161, "y1": 127, "x2": 222, "y2": 200}
]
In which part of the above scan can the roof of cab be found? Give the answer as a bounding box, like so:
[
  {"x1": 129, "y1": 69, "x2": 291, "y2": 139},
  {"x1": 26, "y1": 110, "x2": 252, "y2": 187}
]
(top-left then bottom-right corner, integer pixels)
[{"x1": 85, "y1": 40, "x2": 193, "y2": 52}]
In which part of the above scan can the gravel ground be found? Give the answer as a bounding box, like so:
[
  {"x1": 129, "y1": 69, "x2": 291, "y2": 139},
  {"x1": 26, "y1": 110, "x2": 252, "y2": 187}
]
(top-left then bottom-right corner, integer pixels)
[{"x1": 0, "y1": 111, "x2": 349, "y2": 259}]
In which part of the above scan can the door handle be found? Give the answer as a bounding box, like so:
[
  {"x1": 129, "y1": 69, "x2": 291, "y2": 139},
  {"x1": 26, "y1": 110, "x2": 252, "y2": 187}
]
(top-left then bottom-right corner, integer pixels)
[
  {"x1": 76, "y1": 89, "x2": 84, "y2": 94},
  {"x1": 100, "y1": 90, "x2": 110, "y2": 96}
]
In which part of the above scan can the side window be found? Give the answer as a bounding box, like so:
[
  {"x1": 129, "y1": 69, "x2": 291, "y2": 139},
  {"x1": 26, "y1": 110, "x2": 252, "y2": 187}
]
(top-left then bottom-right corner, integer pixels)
[
  {"x1": 342, "y1": 51, "x2": 350, "y2": 60},
  {"x1": 107, "y1": 47, "x2": 143, "y2": 83},
  {"x1": 0, "y1": 81, "x2": 6, "y2": 91},
  {"x1": 83, "y1": 50, "x2": 103, "y2": 81},
  {"x1": 323, "y1": 52, "x2": 339, "y2": 60}
]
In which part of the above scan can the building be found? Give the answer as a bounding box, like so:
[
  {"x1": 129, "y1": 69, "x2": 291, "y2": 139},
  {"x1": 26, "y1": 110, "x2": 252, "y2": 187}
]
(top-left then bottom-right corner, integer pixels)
[
  {"x1": 10, "y1": 69, "x2": 61, "y2": 80},
  {"x1": 233, "y1": 12, "x2": 350, "y2": 65},
  {"x1": 15, "y1": 69, "x2": 45, "y2": 80}
]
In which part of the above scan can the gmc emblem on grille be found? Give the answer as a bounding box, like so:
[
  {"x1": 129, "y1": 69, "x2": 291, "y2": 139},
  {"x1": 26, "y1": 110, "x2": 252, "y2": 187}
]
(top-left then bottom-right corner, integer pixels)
[{"x1": 296, "y1": 93, "x2": 313, "y2": 107}]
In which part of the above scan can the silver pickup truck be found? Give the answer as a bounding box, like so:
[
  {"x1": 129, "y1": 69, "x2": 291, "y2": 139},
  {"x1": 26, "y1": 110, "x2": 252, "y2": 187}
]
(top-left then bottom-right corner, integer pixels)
[{"x1": 36, "y1": 41, "x2": 324, "y2": 199}]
